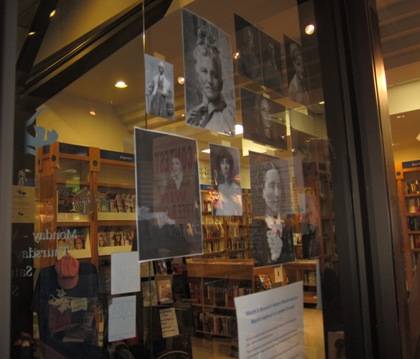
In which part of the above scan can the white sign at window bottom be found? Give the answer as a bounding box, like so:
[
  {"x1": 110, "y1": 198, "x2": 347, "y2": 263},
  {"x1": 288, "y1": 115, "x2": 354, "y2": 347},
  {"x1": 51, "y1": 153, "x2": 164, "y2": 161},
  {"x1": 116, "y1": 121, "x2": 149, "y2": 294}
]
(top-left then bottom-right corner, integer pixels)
[{"x1": 234, "y1": 281, "x2": 304, "y2": 359}]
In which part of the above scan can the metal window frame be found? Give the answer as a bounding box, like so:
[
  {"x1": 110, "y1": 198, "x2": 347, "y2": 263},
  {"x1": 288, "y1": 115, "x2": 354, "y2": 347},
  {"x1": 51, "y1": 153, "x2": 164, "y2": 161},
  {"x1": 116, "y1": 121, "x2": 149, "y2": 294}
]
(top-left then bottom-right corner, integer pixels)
[{"x1": 0, "y1": 0, "x2": 16, "y2": 357}]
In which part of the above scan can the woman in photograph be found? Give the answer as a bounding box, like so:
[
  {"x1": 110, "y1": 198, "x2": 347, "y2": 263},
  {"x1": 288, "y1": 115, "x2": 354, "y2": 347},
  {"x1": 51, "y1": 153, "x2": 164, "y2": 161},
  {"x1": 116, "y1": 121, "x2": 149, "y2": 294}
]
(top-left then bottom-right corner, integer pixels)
[
  {"x1": 187, "y1": 27, "x2": 235, "y2": 135},
  {"x1": 148, "y1": 61, "x2": 173, "y2": 118},
  {"x1": 252, "y1": 163, "x2": 294, "y2": 265},
  {"x1": 288, "y1": 42, "x2": 310, "y2": 105},
  {"x1": 213, "y1": 148, "x2": 242, "y2": 216}
]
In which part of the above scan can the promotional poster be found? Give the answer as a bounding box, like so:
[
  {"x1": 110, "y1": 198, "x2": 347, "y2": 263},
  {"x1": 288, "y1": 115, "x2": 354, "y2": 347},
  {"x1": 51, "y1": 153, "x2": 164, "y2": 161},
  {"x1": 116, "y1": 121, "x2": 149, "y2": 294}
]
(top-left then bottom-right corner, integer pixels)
[
  {"x1": 284, "y1": 35, "x2": 310, "y2": 105},
  {"x1": 235, "y1": 15, "x2": 283, "y2": 92},
  {"x1": 134, "y1": 127, "x2": 203, "y2": 261},
  {"x1": 144, "y1": 54, "x2": 175, "y2": 120},
  {"x1": 249, "y1": 151, "x2": 295, "y2": 266},
  {"x1": 182, "y1": 10, "x2": 236, "y2": 136},
  {"x1": 234, "y1": 14, "x2": 263, "y2": 83},
  {"x1": 241, "y1": 88, "x2": 287, "y2": 150},
  {"x1": 209, "y1": 144, "x2": 243, "y2": 216}
]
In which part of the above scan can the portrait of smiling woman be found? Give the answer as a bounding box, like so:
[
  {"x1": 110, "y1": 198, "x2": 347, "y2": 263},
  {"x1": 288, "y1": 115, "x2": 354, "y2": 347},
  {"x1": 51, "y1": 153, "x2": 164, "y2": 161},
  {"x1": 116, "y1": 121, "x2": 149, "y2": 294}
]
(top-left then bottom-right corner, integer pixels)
[
  {"x1": 210, "y1": 144, "x2": 243, "y2": 216},
  {"x1": 249, "y1": 152, "x2": 295, "y2": 266},
  {"x1": 182, "y1": 10, "x2": 235, "y2": 136}
]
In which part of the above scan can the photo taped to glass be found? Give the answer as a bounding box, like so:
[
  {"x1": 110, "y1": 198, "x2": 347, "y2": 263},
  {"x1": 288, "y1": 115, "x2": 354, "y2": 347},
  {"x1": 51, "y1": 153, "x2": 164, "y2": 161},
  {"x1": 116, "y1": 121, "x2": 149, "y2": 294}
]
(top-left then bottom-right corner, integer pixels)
[
  {"x1": 134, "y1": 127, "x2": 203, "y2": 261},
  {"x1": 182, "y1": 9, "x2": 236, "y2": 136},
  {"x1": 209, "y1": 144, "x2": 243, "y2": 216}
]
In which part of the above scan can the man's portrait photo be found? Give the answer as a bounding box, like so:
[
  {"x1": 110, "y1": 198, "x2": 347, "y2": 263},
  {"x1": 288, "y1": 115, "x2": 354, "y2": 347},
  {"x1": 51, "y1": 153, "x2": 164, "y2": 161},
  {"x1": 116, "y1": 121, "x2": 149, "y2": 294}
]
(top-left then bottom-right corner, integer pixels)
[
  {"x1": 249, "y1": 152, "x2": 295, "y2": 266},
  {"x1": 241, "y1": 88, "x2": 287, "y2": 150},
  {"x1": 134, "y1": 128, "x2": 202, "y2": 261},
  {"x1": 144, "y1": 54, "x2": 175, "y2": 120},
  {"x1": 234, "y1": 14, "x2": 263, "y2": 84},
  {"x1": 182, "y1": 10, "x2": 236, "y2": 136}
]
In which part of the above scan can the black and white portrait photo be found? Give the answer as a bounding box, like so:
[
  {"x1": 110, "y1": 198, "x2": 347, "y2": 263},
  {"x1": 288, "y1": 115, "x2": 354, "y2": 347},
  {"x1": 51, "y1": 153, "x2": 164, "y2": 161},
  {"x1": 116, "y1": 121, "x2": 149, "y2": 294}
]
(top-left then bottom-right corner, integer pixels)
[
  {"x1": 210, "y1": 144, "x2": 243, "y2": 216},
  {"x1": 145, "y1": 54, "x2": 175, "y2": 120},
  {"x1": 284, "y1": 36, "x2": 310, "y2": 106},
  {"x1": 234, "y1": 14, "x2": 263, "y2": 84},
  {"x1": 260, "y1": 32, "x2": 283, "y2": 92},
  {"x1": 241, "y1": 88, "x2": 287, "y2": 150},
  {"x1": 134, "y1": 128, "x2": 202, "y2": 261},
  {"x1": 249, "y1": 152, "x2": 295, "y2": 266},
  {"x1": 182, "y1": 10, "x2": 236, "y2": 136}
]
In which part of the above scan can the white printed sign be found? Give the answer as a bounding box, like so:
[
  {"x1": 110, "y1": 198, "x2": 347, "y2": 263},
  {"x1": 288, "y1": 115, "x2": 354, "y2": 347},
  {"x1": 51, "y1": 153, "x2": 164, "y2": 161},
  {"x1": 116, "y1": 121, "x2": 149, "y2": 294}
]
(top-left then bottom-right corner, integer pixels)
[
  {"x1": 108, "y1": 296, "x2": 136, "y2": 342},
  {"x1": 234, "y1": 281, "x2": 304, "y2": 359}
]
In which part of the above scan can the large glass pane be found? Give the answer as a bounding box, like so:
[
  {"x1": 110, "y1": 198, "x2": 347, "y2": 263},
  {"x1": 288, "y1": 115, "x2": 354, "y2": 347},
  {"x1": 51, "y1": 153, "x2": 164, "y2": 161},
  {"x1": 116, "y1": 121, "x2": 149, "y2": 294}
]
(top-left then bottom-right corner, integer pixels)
[{"x1": 11, "y1": 1, "x2": 347, "y2": 358}]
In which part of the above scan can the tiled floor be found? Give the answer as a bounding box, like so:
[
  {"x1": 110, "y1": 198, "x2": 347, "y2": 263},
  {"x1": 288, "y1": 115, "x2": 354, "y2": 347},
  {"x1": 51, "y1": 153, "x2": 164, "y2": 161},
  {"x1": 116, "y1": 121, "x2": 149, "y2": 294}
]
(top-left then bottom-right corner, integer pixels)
[{"x1": 192, "y1": 308, "x2": 325, "y2": 358}]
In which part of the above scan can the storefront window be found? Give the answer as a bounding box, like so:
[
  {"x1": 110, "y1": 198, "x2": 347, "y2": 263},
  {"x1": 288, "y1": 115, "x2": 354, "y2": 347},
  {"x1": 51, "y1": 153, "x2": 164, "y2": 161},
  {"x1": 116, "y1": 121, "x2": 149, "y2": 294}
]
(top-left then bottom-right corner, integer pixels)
[{"x1": 12, "y1": 1, "x2": 346, "y2": 358}]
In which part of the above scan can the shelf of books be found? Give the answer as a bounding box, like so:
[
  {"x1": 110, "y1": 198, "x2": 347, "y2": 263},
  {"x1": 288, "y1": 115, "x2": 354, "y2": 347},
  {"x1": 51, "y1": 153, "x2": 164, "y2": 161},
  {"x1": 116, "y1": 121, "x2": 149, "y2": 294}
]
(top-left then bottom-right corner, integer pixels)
[
  {"x1": 187, "y1": 258, "x2": 254, "y2": 339},
  {"x1": 200, "y1": 188, "x2": 252, "y2": 259},
  {"x1": 186, "y1": 258, "x2": 315, "y2": 341},
  {"x1": 396, "y1": 160, "x2": 420, "y2": 290},
  {"x1": 283, "y1": 260, "x2": 319, "y2": 305},
  {"x1": 36, "y1": 142, "x2": 137, "y2": 268}
]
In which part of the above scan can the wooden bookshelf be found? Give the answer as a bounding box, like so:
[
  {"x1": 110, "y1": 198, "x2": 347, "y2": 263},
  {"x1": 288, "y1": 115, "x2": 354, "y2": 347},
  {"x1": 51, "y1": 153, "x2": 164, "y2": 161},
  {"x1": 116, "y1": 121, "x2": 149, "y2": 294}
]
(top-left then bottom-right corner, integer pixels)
[
  {"x1": 396, "y1": 161, "x2": 420, "y2": 290},
  {"x1": 36, "y1": 142, "x2": 136, "y2": 268},
  {"x1": 200, "y1": 188, "x2": 252, "y2": 259}
]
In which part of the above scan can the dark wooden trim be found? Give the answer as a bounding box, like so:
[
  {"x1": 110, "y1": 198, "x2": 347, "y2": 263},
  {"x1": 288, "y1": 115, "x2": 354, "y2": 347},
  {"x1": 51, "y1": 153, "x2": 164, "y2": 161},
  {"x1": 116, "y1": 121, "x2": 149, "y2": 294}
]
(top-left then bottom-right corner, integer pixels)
[
  {"x1": 314, "y1": 0, "x2": 375, "y2": 357},
  {"x1": 0, "y1": 0, "x2": 16, "y2": 357},
  {"x1": 21, "y1": 0, "x2": 172, "y2": 108},
  {"x1": 16, "y1": 0, "x2": 58, "y2": 78},
  {"x1": 317, "y1": 0, "x2": 408, "y2": 357}
]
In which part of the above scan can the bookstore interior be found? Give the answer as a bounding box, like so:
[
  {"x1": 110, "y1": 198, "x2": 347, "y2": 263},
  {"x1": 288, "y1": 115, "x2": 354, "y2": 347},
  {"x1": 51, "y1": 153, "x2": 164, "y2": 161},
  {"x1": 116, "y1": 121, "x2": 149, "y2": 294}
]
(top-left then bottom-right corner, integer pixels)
[{"x1": 11, "y1": 0, "x2": 350, "y2": 358}]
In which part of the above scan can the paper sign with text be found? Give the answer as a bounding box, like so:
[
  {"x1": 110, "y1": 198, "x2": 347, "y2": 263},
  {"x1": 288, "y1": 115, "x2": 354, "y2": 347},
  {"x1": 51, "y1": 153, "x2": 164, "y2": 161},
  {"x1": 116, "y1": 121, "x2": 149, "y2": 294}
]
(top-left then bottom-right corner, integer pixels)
[
  {"x1": 234, "y1": 281, "x2": 304, "y2": 359},
  {"x1": 108, "y1": 296, "x2": 136, "y2": 342}
]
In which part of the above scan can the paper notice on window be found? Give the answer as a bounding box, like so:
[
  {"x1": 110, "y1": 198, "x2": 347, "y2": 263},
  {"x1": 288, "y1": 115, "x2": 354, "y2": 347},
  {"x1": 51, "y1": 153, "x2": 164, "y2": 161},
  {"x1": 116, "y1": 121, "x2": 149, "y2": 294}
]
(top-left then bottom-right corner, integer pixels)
[
  {"x1": 111, "y1": 251, "x2": 141, "y2": 295},
  {"x1": 160, "y1": 307, "x2": 179, "y2": 338},
  {"x1": 108, "y1": 296, "x2": 136, "y2": 342},
  {"x1": 234, "y1": 281, "x2": 304, "y2": 359}
]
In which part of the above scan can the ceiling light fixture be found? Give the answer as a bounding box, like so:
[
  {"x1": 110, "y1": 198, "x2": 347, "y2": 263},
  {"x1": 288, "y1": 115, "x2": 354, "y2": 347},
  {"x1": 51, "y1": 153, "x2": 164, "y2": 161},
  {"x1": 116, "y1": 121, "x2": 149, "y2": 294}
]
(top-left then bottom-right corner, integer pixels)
[
  {"x1": 177, "y1": 76, "x2": 185, "y2": 85},
  {"x1": 89, "y1": 110, "x2": 96, "y2": 116},
  {"x1": 305, "y1": 24, "x2": 316, "y2": 35},
  {"x1": 318, "y1": 100, "x2": 325, "y2": 105},
  {"x1": 235, "y1": 124, "x2": 243, "y2": 135},
  {"x1": 201, "y1": 148, "x2": 210, "y2": 154},
  {"x1": 28, "y1": 31, "x2": 36, "y2": 36},
  {"x1": 114, "y1": 80, "x2": 128, "y2": 89},
  {"x1": 49, "y1": 9, "x2": 56, "y2": 18},
  {"x1": 233, "y1": 52, "x2": 240, "y2": 60}
]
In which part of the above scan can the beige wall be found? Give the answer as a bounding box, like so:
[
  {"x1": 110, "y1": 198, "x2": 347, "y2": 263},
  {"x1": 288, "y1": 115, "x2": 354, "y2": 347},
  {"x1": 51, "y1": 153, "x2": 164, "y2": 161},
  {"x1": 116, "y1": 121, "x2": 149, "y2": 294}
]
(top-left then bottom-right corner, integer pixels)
[
  {"x1": 38, "y1": 94, "x2": 130, "y2": 152},
  {"x1": 388, "y1": 82, "x2": 420, "y2": 168}
]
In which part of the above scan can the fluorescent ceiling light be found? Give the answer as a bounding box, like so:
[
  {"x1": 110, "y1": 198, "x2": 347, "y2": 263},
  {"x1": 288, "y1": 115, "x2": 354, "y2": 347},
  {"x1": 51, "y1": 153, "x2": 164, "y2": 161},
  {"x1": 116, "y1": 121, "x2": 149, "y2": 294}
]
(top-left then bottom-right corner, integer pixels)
[{"x1": 201, "y1": 148, "x2": 210, "y2": 154}]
